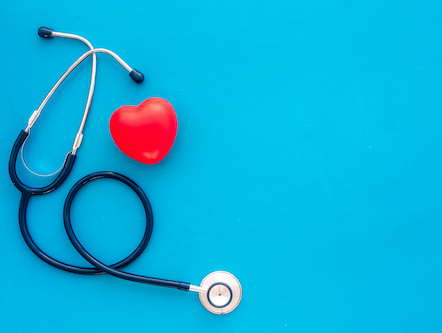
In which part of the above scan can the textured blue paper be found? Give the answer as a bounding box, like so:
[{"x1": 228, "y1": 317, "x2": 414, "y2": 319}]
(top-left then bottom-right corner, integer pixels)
[{"x1": 1, "y1": 1, "x2": 441, "y2": 332}]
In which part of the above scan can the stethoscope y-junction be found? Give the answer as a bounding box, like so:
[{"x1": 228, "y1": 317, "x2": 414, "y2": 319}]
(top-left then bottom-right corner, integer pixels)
[{"x1": 9, "y1": 27, "x2": 241, "y2": 315}]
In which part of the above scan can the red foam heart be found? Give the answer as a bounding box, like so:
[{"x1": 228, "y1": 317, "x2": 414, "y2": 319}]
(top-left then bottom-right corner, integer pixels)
[{"x1": 110, "y1": 97, "x2": 178, "y2": 165}]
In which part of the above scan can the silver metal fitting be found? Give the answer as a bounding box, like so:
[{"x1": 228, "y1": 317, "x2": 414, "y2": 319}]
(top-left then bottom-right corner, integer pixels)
[
  {"x1": 25, "y1": 110, "x2": 40, "y2": 132},
  {"x1": 72, "y1": 133, "x2": 83, "y2": 154}
]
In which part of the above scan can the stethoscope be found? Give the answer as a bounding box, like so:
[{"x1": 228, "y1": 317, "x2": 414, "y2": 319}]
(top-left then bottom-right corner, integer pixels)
[{"x1": 8, "y1": 27, "x2": 242, "y2": 315}]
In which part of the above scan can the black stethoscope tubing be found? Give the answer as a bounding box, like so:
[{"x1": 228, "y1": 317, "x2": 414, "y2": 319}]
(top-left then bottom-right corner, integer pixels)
[{"x1": 9, "y1": 130, "x2": 190, "y2": 291}]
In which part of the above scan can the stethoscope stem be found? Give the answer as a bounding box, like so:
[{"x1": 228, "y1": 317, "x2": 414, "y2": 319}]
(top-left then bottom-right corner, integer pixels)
[{"x1": 189, "y1": 285, "x2": 209, "y2": 293}]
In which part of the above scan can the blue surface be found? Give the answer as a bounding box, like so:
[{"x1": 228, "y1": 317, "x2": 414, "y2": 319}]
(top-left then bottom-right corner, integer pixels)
[{"x1": 1, "y1": 1, "x2": 442, "y2": 332}]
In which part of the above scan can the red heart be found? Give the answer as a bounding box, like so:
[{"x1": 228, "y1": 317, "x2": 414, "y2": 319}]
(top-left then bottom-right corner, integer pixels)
[{"x1": 110, "y1": 98, "x2": 178, "y2": 165}]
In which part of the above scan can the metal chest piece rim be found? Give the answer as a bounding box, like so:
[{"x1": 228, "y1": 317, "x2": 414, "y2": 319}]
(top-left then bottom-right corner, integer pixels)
[{"x1": 198, "y1": 271, "x2": 242, "y2": 315}]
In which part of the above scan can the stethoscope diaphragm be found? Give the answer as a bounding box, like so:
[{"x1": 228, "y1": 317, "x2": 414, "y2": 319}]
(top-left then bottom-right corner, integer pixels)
[{"x1": 198, "y1": 271, "x2": 242, "y2": 314}]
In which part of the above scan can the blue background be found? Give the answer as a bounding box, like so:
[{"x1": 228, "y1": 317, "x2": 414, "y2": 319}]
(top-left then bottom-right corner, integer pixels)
[{"x1": 1, "y1": 1, "x2": 441, "y2": 332}]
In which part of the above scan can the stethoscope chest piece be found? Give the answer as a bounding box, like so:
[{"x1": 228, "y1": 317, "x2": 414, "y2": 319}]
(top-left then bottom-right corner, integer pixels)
[{"x1": 199, "y1": 271, "x2": 242, "y2": 315}]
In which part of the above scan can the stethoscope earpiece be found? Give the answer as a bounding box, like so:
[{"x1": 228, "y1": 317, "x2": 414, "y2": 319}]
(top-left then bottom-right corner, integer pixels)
[
  {"x1": 129, "y1": 69, "x2": 144, "y2": 83},
  {"x1": 38, "y1": 26, "x2": 54, "y2": 38}
]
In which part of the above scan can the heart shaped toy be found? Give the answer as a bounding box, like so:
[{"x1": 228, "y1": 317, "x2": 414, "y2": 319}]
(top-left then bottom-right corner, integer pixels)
[{"x1": 110, "y1": 98, "x2": 178, "y2": 165}]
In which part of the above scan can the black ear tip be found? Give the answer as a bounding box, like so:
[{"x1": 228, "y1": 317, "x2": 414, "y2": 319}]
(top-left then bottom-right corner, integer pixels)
[
  {"x1": 38, "y1": 27, "x2": 53, "y2": 38},
  {"x1": 130, "y1": 69, "x2": 144, "y2": 83}
]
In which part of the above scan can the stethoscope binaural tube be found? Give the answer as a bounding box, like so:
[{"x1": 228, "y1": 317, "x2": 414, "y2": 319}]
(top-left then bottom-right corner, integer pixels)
[
  {"x1": 22, "y1": 28, "x2": 96, "y2": 177},
  {"x1": 25, "y1": 47, "x2": 144, "y2": 155}
]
